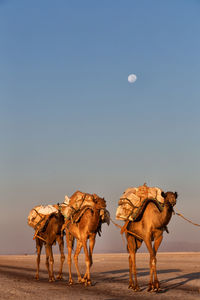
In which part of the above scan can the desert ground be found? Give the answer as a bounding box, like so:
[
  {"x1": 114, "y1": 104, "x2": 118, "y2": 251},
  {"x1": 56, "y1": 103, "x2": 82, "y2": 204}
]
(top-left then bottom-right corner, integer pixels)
[{"x1": 0, "y1": 252, "x2": 200, "y2": 300}]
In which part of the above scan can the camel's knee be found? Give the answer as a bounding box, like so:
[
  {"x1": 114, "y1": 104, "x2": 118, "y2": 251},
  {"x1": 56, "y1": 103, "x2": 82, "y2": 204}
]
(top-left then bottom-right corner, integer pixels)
[
  {"x1": 73, "y1": 253, "x2": 78, "y2": 264},
  {"x1": 50, "y1": 257, "x2": 54, "y2": 265},
  {"x1": 150, "y1": 257, "x2": 156, "y2": 269},
  {"x1": 89, "y1": 256, "x2": 93, "y2": 267},
  {"x1": 36, "y1": 256, "x2": 40, "y2": 264},
  {"x1": 85, "y1": 260, "x2": 90, "y2": 270},
  {"x1": 149, "y1": 254, "x2": 156, "y2": 264},
  {"x1": 46, "y1": 257, "x2": 49, "y2": 266},
  {"x1": 36, "y1": 249, "x2": 41, "y2": 261},
  {"x1": 61, "y1": 254, "x2": 65, "y2": 263},
  {"x1": 152, "y1": 258, "x2": 156, "y2": 266},
  {"x1": 89, "y1": 260, "x2": 93, "y2": 267}
]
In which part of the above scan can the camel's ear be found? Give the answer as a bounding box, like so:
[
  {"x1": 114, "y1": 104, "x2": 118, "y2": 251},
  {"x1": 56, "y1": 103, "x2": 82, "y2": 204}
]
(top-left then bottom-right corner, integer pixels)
[
  {"x1": 174, "y1": 192, "x2": 178, "y2": 199},
  {"x1": 161, "y1": 191, "x2": 166, "y2": 198}
]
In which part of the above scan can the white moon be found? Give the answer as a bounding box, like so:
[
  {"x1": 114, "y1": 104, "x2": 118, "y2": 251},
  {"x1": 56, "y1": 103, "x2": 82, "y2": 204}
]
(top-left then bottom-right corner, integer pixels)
[{"x1": 128, "y1": 74, "x2": 137, "y2": 83}]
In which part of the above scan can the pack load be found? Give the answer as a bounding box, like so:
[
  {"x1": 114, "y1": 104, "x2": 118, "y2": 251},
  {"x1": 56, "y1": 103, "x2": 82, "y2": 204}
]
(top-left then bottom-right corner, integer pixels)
[
  {"x1": 27, "y1": 204, "x2": 59, "y2": 233},
  {"x1": 116, "y1": 183, "x2": 164, "y2": 221},
  {"x1": 61, "y1": 191, "x2": 110, "y2": 224}
]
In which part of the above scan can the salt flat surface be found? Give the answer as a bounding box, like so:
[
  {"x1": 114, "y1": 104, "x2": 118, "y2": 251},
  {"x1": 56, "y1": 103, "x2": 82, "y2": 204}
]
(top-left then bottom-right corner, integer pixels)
[{"x1": 0, "y1": 252, "x2": 200, "y2": 299}]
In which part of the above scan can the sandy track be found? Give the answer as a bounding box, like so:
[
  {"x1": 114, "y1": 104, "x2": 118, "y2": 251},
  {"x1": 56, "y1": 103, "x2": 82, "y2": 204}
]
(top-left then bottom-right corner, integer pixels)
[{"x1": 0, "y1": 253, "x2": 200, "y2": 299}]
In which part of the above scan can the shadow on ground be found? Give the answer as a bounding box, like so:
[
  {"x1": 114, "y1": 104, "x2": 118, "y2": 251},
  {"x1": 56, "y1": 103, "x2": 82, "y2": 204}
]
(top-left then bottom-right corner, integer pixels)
[
  {"x1": 161, "y1": 271, "x2": 200, "y2": 292},
  {"x1": 0, "y1": 263, "x2": 199, "y2": 295}
]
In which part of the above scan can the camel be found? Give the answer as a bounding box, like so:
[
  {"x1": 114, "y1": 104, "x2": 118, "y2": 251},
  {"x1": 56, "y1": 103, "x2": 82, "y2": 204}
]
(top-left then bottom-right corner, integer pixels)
[
  {"x1": 64, "y1": 195, "x2": 108, "y2": 286},
  {"x1": 35, "y1": 210, "x2": 65, "y2": 282},
  {"x1": 126, "y1": 191, "x2": 178, "y2": 292}
]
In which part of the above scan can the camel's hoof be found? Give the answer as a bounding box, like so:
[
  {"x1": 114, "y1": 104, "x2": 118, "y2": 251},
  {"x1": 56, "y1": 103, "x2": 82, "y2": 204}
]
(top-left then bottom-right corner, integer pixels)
[
  {"x1": 128, "y1": 284, "x2": 140, "y2": 292},
  {"x1": 153, "y1": 287, "x2": 162, "y2": 293},
  {"x1": 147, "y1": 284, "x2": 154, "y2": 292},
  {"x1": 133, "y1": 286, "x2": 140, "y2": 292},
  {"x1": 35, "y1": 276, "x2": 39, "y2": 281},
  {"x1": 153, "y1": 281, "x2": 161, "y2": 292},
  {"x1": 68, "y1": 280, "x2": 74, "y2": 285},
  {"x1": 147, "y1": 281, "x2": 161, "y2": 292},
  {"x1": 148, "y1": 288, "x2": 160, "y2": 293},
  {"x1": 49, "y1": 277, "x2": 55, "y2": 282},
  {"x1": 84, "y1": 280, "x2": 91, "y2": 287},
  {"x1": 87, "y1": 280, "x2": 92, "y2": 286},
  {"x1": 128, "y1": 284, "x2": 133, "y2": 289},
  {"x1": 128, "y1": 283, "x2": 135, "y2": 289},
  {"x1": 56, "y1": 275, "x2": 63, "y2": 280}
]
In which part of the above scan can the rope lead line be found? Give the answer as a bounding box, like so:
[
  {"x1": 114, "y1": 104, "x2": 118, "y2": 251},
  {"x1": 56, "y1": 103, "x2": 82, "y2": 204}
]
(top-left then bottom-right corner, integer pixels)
[{"x1": 174, "y1": 209, "x2": 200, "y2": 227}]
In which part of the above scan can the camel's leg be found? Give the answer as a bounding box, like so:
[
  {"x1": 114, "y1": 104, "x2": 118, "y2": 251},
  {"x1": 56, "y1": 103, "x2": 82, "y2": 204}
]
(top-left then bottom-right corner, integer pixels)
[
  {"x1": 45, "y1": 245, "x2": 50, "y2": 281},
  {"x1": 88, "y1": 233, "x2": 96, "y2": 267},
  {"x1": 82, "y1": 239, "x2": 91, "y2": 286},
  {"x1": 56, "y1": 235, "x2": 65, "y2": 280},
  {"x1": 132, "y1": 239, "x2": 142, "y2": 291},
  {"x1": 81, "y1": 233, "x2": 96, "y2": 285},
  {"x1": 49, "y1": 245, "x2": 55, "y2": 282},
  {"x1": 127, "y1": 235, "x2": 141, "y2": 291},
  {"x1": 127, "y1": 235, "x2": 134, "y2": 289},
  {"x1": 74, "y1": 240, "x2": 83, "y2": 283},
  {"x1": 35, "y1": 238, "x2": 43, "y2": 280},
  {"x1": 144, "y1": 237, "x2": 156, "y2": 292},
  {"x1": 45, "y1": 245, "x2": 55, "y2": 282},
  {"x1": 66, "y1": 231, "x2": 74, "y2": 284},
  {"x1": 128, "y1": 254, "x2": 134, "y2": 289},
  {"x1": 152, "y1": 234, "x2": 163, "y2": 291}
]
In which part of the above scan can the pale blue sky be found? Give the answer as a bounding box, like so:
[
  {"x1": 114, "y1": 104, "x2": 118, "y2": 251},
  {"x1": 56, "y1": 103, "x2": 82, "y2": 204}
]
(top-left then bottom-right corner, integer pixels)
[{"x1": 1, "y1": 0, "x2": 200, "y2": 254}]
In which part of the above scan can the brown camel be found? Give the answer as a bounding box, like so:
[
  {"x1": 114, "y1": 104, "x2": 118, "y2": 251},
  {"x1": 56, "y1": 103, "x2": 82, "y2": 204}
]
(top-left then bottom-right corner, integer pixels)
[
  {"x1": 65, "y1": 195, "x2": 107, "y2": 286},
  {"x1": 35, "y1": 210, "x2": 65, "y2": 282},
  {"x1": 126, "y1": 191, "x2": 178, "y2": 292}
]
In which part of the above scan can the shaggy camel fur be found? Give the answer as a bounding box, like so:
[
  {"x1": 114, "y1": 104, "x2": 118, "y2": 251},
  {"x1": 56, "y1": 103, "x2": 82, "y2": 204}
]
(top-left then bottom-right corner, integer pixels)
[
  {"x1": 126, "y1": 191, "x2": 178, "y2": 292},
  {"x1": 35, "y1": 211, "x2": 65, "y2": 282},
  {"x1": 65, "y1": 195, "x2": 107, "y2": 286}
]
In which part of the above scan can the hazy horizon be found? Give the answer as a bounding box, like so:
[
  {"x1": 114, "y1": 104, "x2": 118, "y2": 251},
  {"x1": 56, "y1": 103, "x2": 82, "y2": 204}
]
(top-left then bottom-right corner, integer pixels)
[
  {"x1": 1, "y1": 0, "x2": 200, "y2": 255},
  {"x1": 1, "y1": 241, "x2": 200, "y2": 256}
]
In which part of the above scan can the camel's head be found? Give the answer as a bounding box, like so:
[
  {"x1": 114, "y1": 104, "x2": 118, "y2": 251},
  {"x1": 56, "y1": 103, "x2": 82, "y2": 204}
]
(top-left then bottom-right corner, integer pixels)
[
  {"x1": 93, "y1": 194, "x2": 106, "y2": 209},
  {"x1": 161, "y1": 191, "x2": 178, "y2": 206}
]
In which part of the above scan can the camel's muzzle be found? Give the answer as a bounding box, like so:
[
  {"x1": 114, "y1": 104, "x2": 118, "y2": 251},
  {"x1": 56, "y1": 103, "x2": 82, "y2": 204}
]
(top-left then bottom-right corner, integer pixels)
[{"x1": 171, "y1": 199, "x2": 177, "y2": 206}]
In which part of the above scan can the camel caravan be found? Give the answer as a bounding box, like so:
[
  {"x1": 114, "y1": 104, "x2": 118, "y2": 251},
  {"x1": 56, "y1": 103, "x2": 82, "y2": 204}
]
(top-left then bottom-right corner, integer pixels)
[{"x1": 27, "y1": 183, "x2": 178, "y2": 292}]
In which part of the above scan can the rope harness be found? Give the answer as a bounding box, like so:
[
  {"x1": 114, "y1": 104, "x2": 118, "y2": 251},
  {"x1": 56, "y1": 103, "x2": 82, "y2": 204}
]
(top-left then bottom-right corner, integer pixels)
[
  {"x1": 110, "y1": 217, "x2": 143, "y2": 241},
  {"x1": 35, "y1": 234, "x2": 46, "y2": 242}
]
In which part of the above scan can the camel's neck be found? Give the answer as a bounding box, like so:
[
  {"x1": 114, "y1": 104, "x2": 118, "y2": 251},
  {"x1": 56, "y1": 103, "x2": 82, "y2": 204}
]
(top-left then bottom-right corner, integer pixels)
[
  {"x1": 93, "y1": 207, "x2": 101, "y2": 220},
  {"x1": 160, "y1": 200, "x2": 174, "y2": 226}
]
